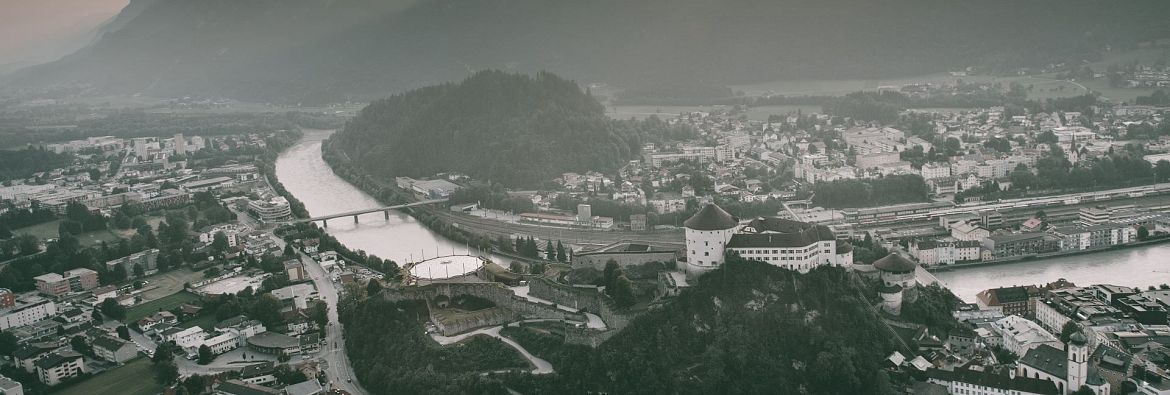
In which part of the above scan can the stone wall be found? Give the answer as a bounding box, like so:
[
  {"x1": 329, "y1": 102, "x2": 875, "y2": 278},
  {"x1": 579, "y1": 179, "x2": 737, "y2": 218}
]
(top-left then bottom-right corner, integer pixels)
[
  {"x1": 383, "y1": 282, "x2": 585, "y2": 324},
  {"x1": 528, "y1": 278, "x2": 604, "y2": 312},
  {"x1": 432, "y1": 307, "x2": 518, "y2": 336},
  {"x1": 573, "y1": 251, "x2": 678, "y2": 270}
]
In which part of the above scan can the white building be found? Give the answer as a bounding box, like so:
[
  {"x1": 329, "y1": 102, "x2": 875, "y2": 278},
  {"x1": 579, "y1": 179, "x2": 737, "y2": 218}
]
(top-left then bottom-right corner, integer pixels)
[
  {"x1": 0, "y1": 296, "x2": 57, "y2": 331},
  {"x1": 683, "y1": 204, "x2": 852, "y2": 279},
  {"x1": 271, "y1": 283, "x2": 319, "y2": 311},
  {"x1": 248, "y1": 196, "x2": 292, "y2": 223},
  {"x1": 993, "y1": 315, "x2": 1061, "y2": 357},
  {"x1": 35, "y1": 351, "x2": 87, "y2": 386}
]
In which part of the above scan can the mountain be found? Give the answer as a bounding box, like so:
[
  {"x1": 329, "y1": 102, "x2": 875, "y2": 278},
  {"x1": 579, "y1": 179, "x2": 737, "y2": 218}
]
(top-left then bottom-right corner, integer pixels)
[
  {"x1": 332, "y1": 70, "x2": 640, "y2": 187},
  {"x1": 5, "y1": 0, "x2": 1170, "y2": 103}
]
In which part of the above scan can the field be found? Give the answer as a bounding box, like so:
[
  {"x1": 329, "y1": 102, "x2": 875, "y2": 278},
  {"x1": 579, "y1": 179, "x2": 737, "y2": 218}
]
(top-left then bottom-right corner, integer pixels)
[
  {"x1": 178, "y1": 314, "x2": 218, "y2": 330},
  {"x1": 125, "y1": 291, "x2": 202, "y2": 323},
  {"x1": 10, "y1": 220, "x2": 122, "y2": 247},
  {"x1": 55, "y1": 358, "x2": 161, "y2": 395},
  {"x1": 138, "y1": 269, "x2": 206, "y2": 301}
]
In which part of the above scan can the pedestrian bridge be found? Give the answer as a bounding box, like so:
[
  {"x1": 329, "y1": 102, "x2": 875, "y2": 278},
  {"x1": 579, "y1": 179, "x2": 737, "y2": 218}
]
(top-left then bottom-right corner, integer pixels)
[{"x1": 282, "y1": 199, "x2": 447, "y2": 226}]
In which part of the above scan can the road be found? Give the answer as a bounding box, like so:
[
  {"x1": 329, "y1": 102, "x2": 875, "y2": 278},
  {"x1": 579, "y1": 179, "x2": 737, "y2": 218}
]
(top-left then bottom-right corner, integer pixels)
[
  {"x1": 431, "y1": 325, "x2": 554, "y2": 374},
  {"x1": 276, "y1": 235, "x2": 368, "y2": 395}
]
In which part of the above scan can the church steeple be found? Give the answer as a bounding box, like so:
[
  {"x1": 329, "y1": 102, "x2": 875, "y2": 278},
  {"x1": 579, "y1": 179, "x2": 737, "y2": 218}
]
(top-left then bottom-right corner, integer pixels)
[{"x1": 1067, "y1": 331, "x2": 1089, "y2": 393}]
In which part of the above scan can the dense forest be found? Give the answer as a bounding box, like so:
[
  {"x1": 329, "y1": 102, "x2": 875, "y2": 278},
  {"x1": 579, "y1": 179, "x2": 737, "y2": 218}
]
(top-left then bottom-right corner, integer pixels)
[
  {"x1": 0, "y1": 148, "x2": 73, "y2": 180},
  {"x1": 812, "y1": 175, "x2": 931, "y2": 209},
  {"x1": 6, "y1": 0, "x2": 1169, "y2": 103},
  {"x1": 341, "y1": 256, "x2": 937, "y2": 394},
  {"x1": 334, "y1": 71, "x2": 642, "y2": 187},
  {"x1": 340, "y1": 299, "x2": 527, "y2": 395}
]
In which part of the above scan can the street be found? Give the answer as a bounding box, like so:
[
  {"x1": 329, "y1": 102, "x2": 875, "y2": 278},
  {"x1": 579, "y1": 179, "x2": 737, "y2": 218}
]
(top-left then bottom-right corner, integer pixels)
[{"x1": 270, "y1": 234, "x2": 368, "y2": 395}]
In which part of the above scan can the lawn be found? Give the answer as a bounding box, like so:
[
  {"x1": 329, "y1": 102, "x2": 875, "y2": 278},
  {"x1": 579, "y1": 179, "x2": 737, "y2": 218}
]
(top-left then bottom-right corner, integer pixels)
[
  {"x1": 10, "y1": 220, "x2": 123, "y2": 247},
  {"x1": 178, "y1": 314, "x2": 219, "y2": 331},
  {"x1": 55, "y1": 358, "x2": 162, "y2": 395},
  {"x1": 125, "y1": 291, "x2": 202, "y2": 323}
]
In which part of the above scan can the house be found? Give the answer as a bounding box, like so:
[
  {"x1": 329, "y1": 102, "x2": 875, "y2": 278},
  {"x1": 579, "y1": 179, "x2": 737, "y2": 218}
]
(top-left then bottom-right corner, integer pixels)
[
  {"x1": 0, "y1": 375, "x2": 23, "y2": 395},
  {"x1": 92, "y1": 335, "x2": 137, "y2": 364},
  {"x1": 35, "y1": 351, "x2": 87, "y2": 386},
  {"x1": 284, "y1": 380, "x2": 324, "y2": 395},
  {"x1": 284, "y1": 260, "x2": 307, "y2": 282},
  {"x1": 13, "y1": 344, "x2": 54, "y2": 373},
  {"x1": 978, "y1": 286, "x2": 1039, "y2": 317}
]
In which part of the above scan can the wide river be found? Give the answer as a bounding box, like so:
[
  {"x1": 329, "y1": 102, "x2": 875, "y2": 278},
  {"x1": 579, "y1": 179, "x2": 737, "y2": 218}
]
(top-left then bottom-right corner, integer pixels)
[
  {"x1": 275, "y1": 129, "x2": 500, "y2": 267},
  {"x1": 276, "y1": 130, "x2": 1170, "y2": 301}
]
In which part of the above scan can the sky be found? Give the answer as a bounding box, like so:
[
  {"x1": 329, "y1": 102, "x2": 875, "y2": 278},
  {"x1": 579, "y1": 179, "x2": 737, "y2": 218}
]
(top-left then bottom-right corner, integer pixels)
[{"x1": 0, "y1": 0, "x2": 130, "y2": 66}]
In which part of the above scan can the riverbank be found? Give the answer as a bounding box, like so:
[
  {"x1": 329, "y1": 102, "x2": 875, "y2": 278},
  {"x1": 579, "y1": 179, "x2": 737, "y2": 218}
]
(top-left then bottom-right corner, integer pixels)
[{"x1": 928, "y1": 236, "x2": 1170, "y2": 273}]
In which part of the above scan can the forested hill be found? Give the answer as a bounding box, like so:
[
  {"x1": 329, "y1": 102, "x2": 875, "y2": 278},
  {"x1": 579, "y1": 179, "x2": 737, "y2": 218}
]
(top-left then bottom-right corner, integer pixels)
[
  {"x1": 5, "y1": 0, "x2": 1170, "y2": 104},
  {"x1": 503, "y1": 259, "x2": 907, "y2": 393},
  {"x1": 333, "y1": 71, "x2": 640, "y2": 187}
]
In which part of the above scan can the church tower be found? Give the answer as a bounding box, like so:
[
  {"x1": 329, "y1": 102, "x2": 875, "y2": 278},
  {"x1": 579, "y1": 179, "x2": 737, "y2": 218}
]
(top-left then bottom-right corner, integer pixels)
[{"x1": 1067, "y1": 331, "x2": 1089, "y2": 393}]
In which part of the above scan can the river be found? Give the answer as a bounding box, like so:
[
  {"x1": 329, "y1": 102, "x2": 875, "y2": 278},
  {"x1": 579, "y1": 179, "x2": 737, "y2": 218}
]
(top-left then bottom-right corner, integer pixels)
[
  {"x1": 934, "y1": 244, "x2": 1170, "y2": 302},
  {"x1": 276, "y1": 130, "x2": 1170, "y2": 302},
  {"x1": 275, "y1": 129, "x2": 498, "y2": 266}
]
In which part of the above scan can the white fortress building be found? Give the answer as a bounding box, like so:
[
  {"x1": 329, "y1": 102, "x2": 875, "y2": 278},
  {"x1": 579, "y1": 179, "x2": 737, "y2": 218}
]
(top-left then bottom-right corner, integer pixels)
[{"x1": 683, "y1": 203, "x2": 853, "y2": 278}]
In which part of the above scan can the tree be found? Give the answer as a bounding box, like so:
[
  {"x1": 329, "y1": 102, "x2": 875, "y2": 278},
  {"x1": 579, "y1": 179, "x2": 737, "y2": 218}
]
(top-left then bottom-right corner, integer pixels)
[
  {"x1": 610, "y1": 276, "x2": 636, "y2": 308},
  {"x1": 1156, "y1": 160, "x2": 1170, "y2": 182},
  {"x1": 133, "y1": 263, "x2": 145, "y2": 278},
  {"x1": 182, "y1": 375, "x2": 208, "y2": 395},
  {"x1": 545, "y1": 241, "x2": 555, "y2": 261},
  {"x1": 366, "y1": 279, "x2": 383, "y2": 296},
  {"x1": 251, "y1": 294, "x2": 285, "y2": 329},
  {"x1": 0, "y1": 331, "x2": 17, "y2": 357},
  {"x1": 211, "y1": 232, "x2": 229, "y2": 254},
  {"x1": 1059, "y1": 321, "x2": 1081, "y2": 344},
  {"x1": 155, "y1": 360, "x2": 179, "y2": 385},
  {"x1": 101, "y1": 297, "x2": 127, "y2": 320},
  {"x1": 71, "y1": 335, "x2": 93, "y2": 356},
  {"x1": 309, "y1": 300, "x2": 329, "y2": 330},
  {"x1": 556, "y1": 241, "x2": 567, "y2": 262},
  {"x1": 197, "y1": 345, "x2": 214, "y2": 365},
  {"x1": 117, "y1": 325, "x2": 131, "y2": 340},
  {"x1": 1138, "y1": 226, "x2": 1151, "y2": 240},
  {"x1": 91, "y1": 308, "x2": 104, "y2": 324}
]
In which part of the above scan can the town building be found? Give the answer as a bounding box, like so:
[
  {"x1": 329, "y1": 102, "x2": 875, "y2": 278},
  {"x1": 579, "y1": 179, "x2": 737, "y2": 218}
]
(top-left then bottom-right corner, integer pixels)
[
  {"x1": 92, "y1": 335, "x2": 137, "y2": 364},
  {"x1": 978, "y1": 286, "x2": 1038, "y2": 317},
  {"x1": 926, "y1": 367, "x2": 1058, "y2": 395},
  {"x1": 992, "y1": 315, "x2": 1062, "y2": 356},
  {"x1": 33, "y1": 268, "x2": 99, "y2": 296},
  {"x1": 35, "y1": 351, "x2": 87, "y2": 386},
  {"x1": 0, "y1": 295, "x2": 57, "y2": 331},
  {"x1": 248, "y1": 196, "x2": 292, "y2": 223},
  {"x1": 0, "y1": 374, "x2": 23, "y2": 395},
  {"x1": 284, "y1": 260, "x2": 307, "y2": 282},
  {"x1": 105, "y1": 249, "x2": 160, "y2": 278},
  {"x1": 271, "y1": 283, "x2": 319, "y2": 311},
  {"x1": 245, "y1": 332, "x2": 301, "y2": 356},
  {"x1": 983, "y1": 233, "x2": 1061, "y2": 259}
]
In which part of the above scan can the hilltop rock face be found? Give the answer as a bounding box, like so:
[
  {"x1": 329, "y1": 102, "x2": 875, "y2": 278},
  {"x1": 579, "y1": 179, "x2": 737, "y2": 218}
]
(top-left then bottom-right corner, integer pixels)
[{"x1": 6, "y1": 0, "x2": 1170, "y2": 103}]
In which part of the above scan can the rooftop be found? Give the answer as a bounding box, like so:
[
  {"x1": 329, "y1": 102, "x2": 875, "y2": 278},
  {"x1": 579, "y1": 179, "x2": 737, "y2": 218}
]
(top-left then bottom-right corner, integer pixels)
[{"x1": 683, "y1": 203, "x2": 738, "y2": 231}]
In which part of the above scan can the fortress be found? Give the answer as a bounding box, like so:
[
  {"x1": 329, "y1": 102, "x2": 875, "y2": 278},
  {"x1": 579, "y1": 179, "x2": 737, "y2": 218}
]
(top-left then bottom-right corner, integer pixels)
[{"x1": 682, "y1": 203, "x2": 854, "y2": 278}]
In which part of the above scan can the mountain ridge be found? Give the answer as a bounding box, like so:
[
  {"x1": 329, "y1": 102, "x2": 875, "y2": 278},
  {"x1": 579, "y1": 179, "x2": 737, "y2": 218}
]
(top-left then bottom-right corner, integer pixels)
[{"x1": 5, "y1": 0, "x2": 1170, "y2": 103}]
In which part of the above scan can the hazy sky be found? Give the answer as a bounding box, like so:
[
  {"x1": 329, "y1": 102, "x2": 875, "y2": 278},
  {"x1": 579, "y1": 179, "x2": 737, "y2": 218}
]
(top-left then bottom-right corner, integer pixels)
[{"x1": 0, "y1": 0, "x2": 129, "y2": 64}]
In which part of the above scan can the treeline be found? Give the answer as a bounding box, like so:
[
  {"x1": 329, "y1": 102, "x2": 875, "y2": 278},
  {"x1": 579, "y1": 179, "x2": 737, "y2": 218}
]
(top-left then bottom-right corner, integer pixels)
[
  {"x1": 612, "y1": 83, "x2": 738, "y2": 106},
  {"x1": 812, "y1": 175, "x2": 930, "y2": 209},
  {"x1": 1135, "y1": 89, "x2": 1170, "y2": 106},
  {"x1": 335, "y1": 70, "x2": 645, "y2": 187},
  {"x1": 341, "y1": 299, "x2": 527, "y2": 395},
  {"x1": 0, "y1": 201, "x2": 56, "y2": 230},
  {"x1": 500, "y1": 258, "x2": 904, "y2": 394},
  {"x1": 0, "y1": 148, "x2": 73, "y2": 180},
  {"x1": 0, "y1": 111, "x2": 313, "y2": 149}
]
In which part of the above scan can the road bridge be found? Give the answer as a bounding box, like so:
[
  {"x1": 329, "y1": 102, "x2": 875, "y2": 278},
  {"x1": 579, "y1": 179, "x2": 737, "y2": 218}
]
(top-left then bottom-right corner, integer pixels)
[{"x1": 282, "y1": 199, "x2": 447, "y2": 226}]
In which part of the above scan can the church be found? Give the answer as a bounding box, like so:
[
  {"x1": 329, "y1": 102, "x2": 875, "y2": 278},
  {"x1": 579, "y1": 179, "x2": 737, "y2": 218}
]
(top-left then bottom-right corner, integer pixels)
[
  {"x1": 1015, "y1": 332, "x2": 1110, "y2": 395},
  {"x1": 682, "y1": 203, "x2": 853, "y2": 278}
]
